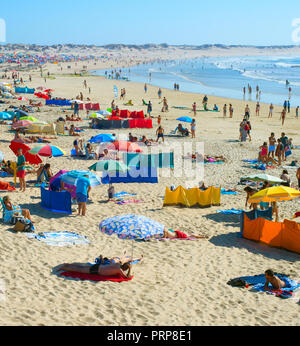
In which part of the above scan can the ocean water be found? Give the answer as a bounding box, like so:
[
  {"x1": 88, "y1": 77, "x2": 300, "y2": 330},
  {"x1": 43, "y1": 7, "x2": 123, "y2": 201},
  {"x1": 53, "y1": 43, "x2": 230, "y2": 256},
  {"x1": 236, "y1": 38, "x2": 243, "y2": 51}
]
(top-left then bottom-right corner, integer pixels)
[{"x1": 93, "y1": 56, "x2": 300, "y2": 107}]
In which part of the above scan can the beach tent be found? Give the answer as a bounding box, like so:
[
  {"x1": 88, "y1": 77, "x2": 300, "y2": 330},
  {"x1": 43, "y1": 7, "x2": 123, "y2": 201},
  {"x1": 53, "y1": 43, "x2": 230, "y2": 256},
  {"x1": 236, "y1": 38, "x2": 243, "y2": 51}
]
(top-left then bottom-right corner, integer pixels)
[
  {"x1": 241, "y1": 213, "x2": 300, "y2": 255},
  {"x1": 49, "y1": 170, "x2": 76, "y2": 199},
  {"x1": 124, "y1": 152, "x2": 174, "y2": 168},
  {"x1": 163, "y1": 186, "x2": 221, "y2": 207},
  {"x1": 40, "y1": 184, "x2": 72, "y2": 214},
  {"x1": 102, "y1": 166, "x2": 158, "y2": 184}
]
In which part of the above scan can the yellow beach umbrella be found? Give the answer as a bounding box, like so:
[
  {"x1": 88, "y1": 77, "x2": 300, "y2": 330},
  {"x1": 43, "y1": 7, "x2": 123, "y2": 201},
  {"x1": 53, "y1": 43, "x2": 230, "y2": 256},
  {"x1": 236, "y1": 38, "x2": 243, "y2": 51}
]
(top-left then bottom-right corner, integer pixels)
[{"x1": 248, "y1": 186, "x2": 300, "y2": 204}]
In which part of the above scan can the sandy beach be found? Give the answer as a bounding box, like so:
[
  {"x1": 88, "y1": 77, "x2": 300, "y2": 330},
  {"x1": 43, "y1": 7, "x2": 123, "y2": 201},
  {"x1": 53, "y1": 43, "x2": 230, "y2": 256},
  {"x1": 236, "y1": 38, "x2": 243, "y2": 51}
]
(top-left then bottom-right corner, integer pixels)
[{"x1": 0, "y1": 47, "x2": 300, "y2": 326}]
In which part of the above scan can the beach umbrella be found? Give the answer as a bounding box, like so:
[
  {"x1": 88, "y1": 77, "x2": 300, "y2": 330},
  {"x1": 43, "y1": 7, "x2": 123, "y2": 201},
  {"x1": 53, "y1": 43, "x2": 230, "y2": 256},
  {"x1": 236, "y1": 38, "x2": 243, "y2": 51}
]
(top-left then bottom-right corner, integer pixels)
[
  {"x1": 176, "y1": 116, "x2": 193, "y2": 123},
  {"x1": 99, "y1": 214, "x2": 164, "y2": 240},
  {"x1": 9, "y1": 140, "x2": 42, "y2": 165},
  {"x1": 241, "y1": 174, "x2": 285, "y2": 185},
  {"x1": 17, "y1": 110, "x2": 29, "y2": 117},
  {"x1": 105, "y1": 141, "x2": 143, "y2": 153},
  {"x1": 60, "y1": 170, "x2": 101, "y2": 187},
  {"x1": 248, "y1": 186, "x2": 300, "y2": 204},
  {"x1": 28, "y1": 144, "x2": 65, "y2": 157},
  {"x1": 20, "y1": 116, "x2": 39, "y2": 122},
  {"x1": 99, "y1": 110, "x2": 111, "y2": 116},
  {"x1": 89, "y1": 160, "x2": 128, "y2": 173},
  {"x1": 11, "y1": 119, "x2": 33, "y2": 129},
  {"x1": 89, "y1": 134, "x2": 115, "y2": 143},
  {"x1": 89, "y1": 113, "x2": 104, "y2": 119},
  {"x1": 70, "y1": 100, "x2": 84, "y2": 104},
  {"x1": 0, "y1": 112, "x2": 14, "y2": 120}
]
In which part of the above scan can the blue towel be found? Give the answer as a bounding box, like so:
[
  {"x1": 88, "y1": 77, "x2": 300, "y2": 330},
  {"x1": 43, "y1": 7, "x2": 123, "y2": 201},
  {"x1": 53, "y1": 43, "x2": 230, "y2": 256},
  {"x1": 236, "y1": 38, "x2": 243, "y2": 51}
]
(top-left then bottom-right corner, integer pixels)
[
  {"x1": 238, "y1": 274, "x2": 300, "y2": 298},
  {"x1": 26, "y1": 231, "x2": 90, "y2": 246},
  {"x1": 0, "y1": 171, "x2": 12, "y2": 177},
  {"x1": 216, "y1": 209, "x2": 243, "y2": 215},
  {"x1": 221, "y1": 188, "x2": 238, "y2": 195},
  {"x1": 242, "y1": 159, "x2": 259, "y2": 164},
  {"x1": 113, "y1": 192, "x2": 137, "y2": 198}
]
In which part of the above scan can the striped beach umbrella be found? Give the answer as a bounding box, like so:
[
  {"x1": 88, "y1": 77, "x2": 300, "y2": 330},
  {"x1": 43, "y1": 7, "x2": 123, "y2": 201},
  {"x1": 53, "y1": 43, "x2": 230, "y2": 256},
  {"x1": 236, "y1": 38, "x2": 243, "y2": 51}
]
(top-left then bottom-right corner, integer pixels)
[
  {"x1": 28, "y1": 144, "x2": 65, "y2": 157},
  {"x1": 20, "y1": 116, "x2": 39, "y2": 122},
  {"x1": 60, "y1": 170, "x2": 101, "y2": 187},
  {"x1": 89, "y1": 160, "x2": 128, "y2": 173},
  {"x1": 11, "y1": 119, "x2": 33, "y2": 129}
]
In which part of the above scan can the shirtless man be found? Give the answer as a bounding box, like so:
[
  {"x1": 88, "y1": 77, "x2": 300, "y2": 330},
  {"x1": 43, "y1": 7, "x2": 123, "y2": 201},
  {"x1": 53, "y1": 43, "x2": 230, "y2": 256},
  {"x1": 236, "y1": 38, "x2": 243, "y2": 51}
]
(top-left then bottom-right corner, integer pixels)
[
  {"x1": 264, "y1": 269, "x2": 286, "y2": 291},
  {"x1": 268, "y1": 133, "x2": 276, "y2": 159},
  {"x1": 58, "y1": 260, "x2": 133, "y2": 279},
  {"x1": 156, "y1": 126, "x2": 164, "y2": 143},
  {"x1": 268, "y1": 103, "x2": 274, "y2": 118}
]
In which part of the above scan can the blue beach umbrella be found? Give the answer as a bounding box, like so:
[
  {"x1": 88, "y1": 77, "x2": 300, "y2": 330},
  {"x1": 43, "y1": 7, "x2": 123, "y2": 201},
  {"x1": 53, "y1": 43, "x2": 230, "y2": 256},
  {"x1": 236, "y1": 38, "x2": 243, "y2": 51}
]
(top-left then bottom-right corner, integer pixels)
[
  {"x1": 89, "y1": 134, "x2": 116, "y2": 143},
  {"x1": 98, "y1": 110, "x2": 111, "y2": 116},
  {"x1": 99, "y1": 214, "x2": 165, "y2": 240},
  {"x1": 60, "y1": 170, "x2": 102, "y2": 187},
  {"x1": 176, "y1": 116, "x2": 193, "y2": 123}
]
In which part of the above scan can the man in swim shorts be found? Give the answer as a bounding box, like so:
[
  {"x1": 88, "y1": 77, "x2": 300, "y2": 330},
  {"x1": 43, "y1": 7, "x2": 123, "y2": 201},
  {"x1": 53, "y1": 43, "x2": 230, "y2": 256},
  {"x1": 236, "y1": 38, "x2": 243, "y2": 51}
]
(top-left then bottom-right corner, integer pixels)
[
  {"x1": 268, "y1": 133, "x2": 276, "y2": 159},
  {"x1": 58, "y1": 260, "x2": 132, "y2": 279},
  {"x1": 76, "y1": 174, "x2": 91, "y2": 216}
]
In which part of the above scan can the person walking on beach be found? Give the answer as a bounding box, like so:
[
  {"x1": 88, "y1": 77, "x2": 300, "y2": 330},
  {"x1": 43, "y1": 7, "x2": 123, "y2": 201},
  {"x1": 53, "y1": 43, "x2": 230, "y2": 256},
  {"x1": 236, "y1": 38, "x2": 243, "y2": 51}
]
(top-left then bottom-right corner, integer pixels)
[
  {"x1": 223, "y1": 104, "x2": 227, "y2": 117},
  {"x1": 76, "y1": 174, "x2": 91, "y2": 216},
  {"x1": 268, "y1": 103, "x2": 274, "y2": 118},
  {"x1": 296, "y1": 106, "x2": 299, "y2": 118},
  {"x1": 229, "y1": 104, "x2": 234, "y2": 118},
  {"x1": 192, "y1": 102, "x2": 197, "y2": 116},
  {"x1": 17, "y1": 148, "x2": 26, "y2": 192},
  {"x1": 245, "y1": 105, "x2": 250, "y2": 120},
  {"x1": 156, "y1": 126, "x2": 164, "y2": 143},
  {"x1": 275, "y1": 138, "x2": 284, "y2": 166},
  {"x1": 144, "y1": 83, "x2": 147, "y2": 93},
  {"x1": 287, "y1": 100, "x2": 290, "y2": 113},
  {"x1": 147, "y1": 101, "x2": 152, "y2": 117},
  {"x1": 74, "y1": 101, "x2": 79, "y2": 117},
  {"x1": 158, "y1": 88, "x2": 162, "y2": 99},
  {"x1": 191, "y1": 119, "x2": 196, "y2": 138},
  {"x1": 280, "y1": 108, "x2": 286, "y2": 126},
  {"x1": 283, "y1": 100, "x2": 287, "y2": 112},
  {"x1": 157, "y1": 115, "x2": 161, "y2": 126},
  {"x1": 256, "y1": 102, "x2": 260, "y2": 116}
]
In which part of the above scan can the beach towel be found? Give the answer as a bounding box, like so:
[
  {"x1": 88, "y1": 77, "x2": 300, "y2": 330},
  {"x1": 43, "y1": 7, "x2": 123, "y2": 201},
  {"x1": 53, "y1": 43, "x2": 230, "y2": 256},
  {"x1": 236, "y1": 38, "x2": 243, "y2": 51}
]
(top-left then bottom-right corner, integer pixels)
[
  {"x1": 26, "y1": 231, "x2": 90, "y2": 246},
  {"x1": 236, "y1": 274, "x2": 300, "y2": 299},
  {"x1": 59, "y1": 272, "x2": 133, "y2": 282},
  {"x1": 114, "y1": 199, "x2": 144, "y2": 205},
  {"x1": 0, "y1": 181, "x2": 16, "y2": 191},
  {"x1": 221, "y1": 188, "x2": 238, "y2": 195},
  {"x1": 0, "y1": 172, "x2": 12, "y2": 178},
  {"x1": 113, "y1": 192, "x2": 137, "y2": 198},
  {"x1": 216, "y1": 209, "x2": 243, "y2": 215}
]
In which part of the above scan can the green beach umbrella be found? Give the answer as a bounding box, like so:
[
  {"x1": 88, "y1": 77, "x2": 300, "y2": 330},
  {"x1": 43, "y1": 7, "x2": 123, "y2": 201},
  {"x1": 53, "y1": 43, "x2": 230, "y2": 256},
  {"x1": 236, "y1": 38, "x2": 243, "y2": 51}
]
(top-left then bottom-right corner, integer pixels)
[
  {"x1": 241, "y1": 173, "x2": 285, "y2": 185},
  {"x1": 89, "y1": 160, "x2": 128, "y2": 173},
  {"x1": 20, "y1": 116, "x2": 39, "y2": 122}
]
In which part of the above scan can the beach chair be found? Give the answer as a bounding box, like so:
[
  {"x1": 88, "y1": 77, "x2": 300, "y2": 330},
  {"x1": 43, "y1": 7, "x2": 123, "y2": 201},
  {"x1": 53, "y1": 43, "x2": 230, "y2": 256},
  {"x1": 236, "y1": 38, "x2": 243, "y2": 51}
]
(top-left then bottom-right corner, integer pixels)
[
  {"x1": 36, "y1": 167, "x2": 50, "y2": 185},
  {"x1": 0, "y1": 196, "x2": 22, "y2": 224}
]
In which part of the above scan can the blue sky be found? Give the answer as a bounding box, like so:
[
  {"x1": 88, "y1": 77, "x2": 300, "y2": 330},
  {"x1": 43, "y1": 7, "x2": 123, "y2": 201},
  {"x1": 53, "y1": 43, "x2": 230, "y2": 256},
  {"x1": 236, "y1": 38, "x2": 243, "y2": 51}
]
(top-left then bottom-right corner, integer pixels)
[{"x1": 1, "y1": 0, "x2": 300, "y2": 46}]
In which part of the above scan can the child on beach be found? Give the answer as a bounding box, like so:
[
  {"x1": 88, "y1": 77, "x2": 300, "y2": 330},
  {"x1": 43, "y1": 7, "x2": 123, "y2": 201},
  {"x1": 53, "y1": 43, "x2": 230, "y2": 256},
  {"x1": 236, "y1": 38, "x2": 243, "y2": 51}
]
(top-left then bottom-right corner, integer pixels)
[{"x1": 190, "y1": 119, "x2": 196, "y2": 138}]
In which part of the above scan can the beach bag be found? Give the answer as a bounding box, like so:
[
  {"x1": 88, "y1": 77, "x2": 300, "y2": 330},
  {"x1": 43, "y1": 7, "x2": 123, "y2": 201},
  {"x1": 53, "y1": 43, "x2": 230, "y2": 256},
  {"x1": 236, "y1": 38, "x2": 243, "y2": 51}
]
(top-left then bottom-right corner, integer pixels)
[
  {"x1": 227, "y1": 278, "x2": 248, "y2": 288},
  {"x1": 13, "y1": 218, "x2": 34, "y2": 232},
  {"x1": 285, "y1": 146, "x2": 292, "y2": 157}
]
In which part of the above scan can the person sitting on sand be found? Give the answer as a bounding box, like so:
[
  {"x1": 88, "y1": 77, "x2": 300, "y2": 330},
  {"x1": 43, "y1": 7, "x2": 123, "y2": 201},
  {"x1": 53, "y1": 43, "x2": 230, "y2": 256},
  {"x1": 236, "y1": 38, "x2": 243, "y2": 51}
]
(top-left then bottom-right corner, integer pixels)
[
  {"x1": 1, "y1": 161, "x2": 14, "y2": 175},
  {"x1": 57, "y1": 259, "x2": 133, "y2": 279},
  {"x1": 3, "y1": 195, "x2": 35, "y2": 223},
  {"x1": 140, "y1": 135, "x2": 154, "y2": 146},
  {"x1": 69, "y1": 124, "x2": 80, "y2": 136},
  {"x1": 98, "y1": 149, "x2": 119, "y2": 161},
  {"x1": 73, "y1": 138, "x2": 84, "y2": 156},
  {"x1": 36, "y1": 163, "x2": 53, "y2": 182},
  {"x1": 176, "y1": 123, "x2": 189, "y2": 136},
  {"x1": 264, "y1": 269, "x2": 286, "y2": 291},
  {"x1": 280, "y1": 169, "x2": 291, "y2": 187}
]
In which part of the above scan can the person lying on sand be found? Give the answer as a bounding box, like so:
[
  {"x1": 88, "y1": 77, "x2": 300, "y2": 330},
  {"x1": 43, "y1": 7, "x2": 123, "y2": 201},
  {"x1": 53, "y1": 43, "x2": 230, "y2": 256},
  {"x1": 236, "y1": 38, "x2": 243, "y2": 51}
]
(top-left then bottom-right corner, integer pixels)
[
  {"x1": 162, "y1": 229, "x2": 208, "y2": 239},
  {"x1": 96, "y1": 252, "x2": 143, "y2": 265},
  {"x1": 140, "y1": 135, "x2": 155, "y2": 146},
  {"x1": 264, "y1": 269, "x2": 286, "y2": 291},
  {"x1": 57, "y1": 260, "x2": 133, "y2": 279},
  {"x1": 3, "y1": 195, "x2": 35, "y2": 223}
]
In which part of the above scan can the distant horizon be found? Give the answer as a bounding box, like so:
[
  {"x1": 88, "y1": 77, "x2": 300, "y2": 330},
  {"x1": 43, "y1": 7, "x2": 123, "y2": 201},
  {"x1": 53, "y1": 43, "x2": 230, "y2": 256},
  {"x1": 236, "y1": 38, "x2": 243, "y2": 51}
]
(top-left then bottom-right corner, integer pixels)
[{"x1": 1, "y1": 42, "x2": 300, "y2": 49}]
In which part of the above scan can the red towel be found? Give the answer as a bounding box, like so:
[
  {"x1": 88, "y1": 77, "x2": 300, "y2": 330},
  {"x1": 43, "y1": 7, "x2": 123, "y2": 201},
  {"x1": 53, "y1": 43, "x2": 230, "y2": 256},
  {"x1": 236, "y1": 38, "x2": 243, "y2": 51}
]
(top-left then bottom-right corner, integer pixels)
[
  {"x1": 59, "y1": 271, "x2": 133, "y2": 282},
  {"x1": 0, "y1": 181, "x2": 16, "y2": 191},
  {"x1": 175, "y1": 230, "x2": 188, "y2": 239}
]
